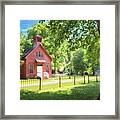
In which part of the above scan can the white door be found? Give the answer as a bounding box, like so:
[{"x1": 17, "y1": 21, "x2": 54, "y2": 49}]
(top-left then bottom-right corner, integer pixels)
[{"x1": 37, "y1": 65, "x2": 42, "y2": 79}]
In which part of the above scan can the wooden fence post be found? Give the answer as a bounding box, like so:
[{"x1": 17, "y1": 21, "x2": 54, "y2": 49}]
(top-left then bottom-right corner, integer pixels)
[
  {"x1": 88, "y1": 75, "x2": 89, "y2": 83},
  {"x1": 74, "y1": 76, "x2": 76, "y2": 85},
  {"x1": 69, "y1": 75, "x2": 71, "y2": 79},
  {"x1": 84, "y1": 76, "x2": 85, "y2": 84},
  {"x1": 59, "y1": 76, "x2": 61, "y2": 87},
  {"x1": 39, "y1": 77, "x2": 41, "y2": 90}
]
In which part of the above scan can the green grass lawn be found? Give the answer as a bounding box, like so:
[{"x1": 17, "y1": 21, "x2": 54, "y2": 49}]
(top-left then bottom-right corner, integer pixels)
[{"x1": 20, "y1": 81, "x2": 100, "y2": 100}]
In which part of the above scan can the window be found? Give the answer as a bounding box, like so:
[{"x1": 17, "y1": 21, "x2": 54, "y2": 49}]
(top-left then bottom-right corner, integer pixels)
[
  {"x1": 36, "y1": 52, "x2": 38, "y2": 58},
  {"x1": 29, "y1": 64, "x2": 34, "y2": 73},
  {"x1": 39, "y1": 51, "x2": 43, "y2": 57},
  {"x1": 36, "y1": 51, "x2": 43, "y2": 58}
]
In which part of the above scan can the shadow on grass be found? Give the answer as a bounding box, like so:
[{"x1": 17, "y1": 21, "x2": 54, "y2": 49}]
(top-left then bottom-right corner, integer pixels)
[{"x1": 20, "y1": 82, "x2": 100, "y2": 100}]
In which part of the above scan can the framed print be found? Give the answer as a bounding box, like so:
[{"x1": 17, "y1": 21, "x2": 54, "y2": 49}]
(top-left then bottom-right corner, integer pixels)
[{"x1": 0, "y1": 0, "x2": 119, "y2": 119}]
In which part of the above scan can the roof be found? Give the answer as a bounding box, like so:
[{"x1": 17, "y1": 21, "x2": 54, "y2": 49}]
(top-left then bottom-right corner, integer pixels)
[
  {"x1": 22, "y1": 43, "x2": 52, "y2": 60},
  {"x1": 22, "y1": 46, "x2": 36, "y2": 58}
]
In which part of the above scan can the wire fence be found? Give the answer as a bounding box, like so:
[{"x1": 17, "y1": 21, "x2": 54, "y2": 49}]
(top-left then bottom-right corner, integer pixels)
[{"x1": 20, "y1": 75, "x2": 100, "y2": 92}]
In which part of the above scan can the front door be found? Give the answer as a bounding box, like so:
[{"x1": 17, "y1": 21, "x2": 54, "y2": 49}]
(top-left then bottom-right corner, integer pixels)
[{"x1": 37, "y1": 65, "x2": 42, "y2": 79}]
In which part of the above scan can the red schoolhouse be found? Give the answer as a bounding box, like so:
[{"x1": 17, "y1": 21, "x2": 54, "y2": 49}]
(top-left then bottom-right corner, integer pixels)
[{"x1": 20, "y1": 35, "x2": 52, "y2": 79}]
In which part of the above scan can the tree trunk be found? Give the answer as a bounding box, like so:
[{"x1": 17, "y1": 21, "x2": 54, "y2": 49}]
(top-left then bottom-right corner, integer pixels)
[
  {"x1": 95, "y1": 20, "x2": 100, "y2": 35},
  {"x1": 92, "y1": 69, "x2": 95, "y2": 76},
  {"x1": 81, "y1": 72, "x2": 84, "y2": 76}
]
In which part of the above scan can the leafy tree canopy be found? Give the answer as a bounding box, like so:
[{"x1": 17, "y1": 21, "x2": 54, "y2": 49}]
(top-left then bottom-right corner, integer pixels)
[{"x1": 20, "y1": 20, "x2": 100, "y2": 75}]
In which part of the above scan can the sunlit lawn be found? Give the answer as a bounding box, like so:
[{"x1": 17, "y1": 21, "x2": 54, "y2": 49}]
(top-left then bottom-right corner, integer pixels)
[
  {"x1": 20, "y1": 76, "x2": 100, "y2": 92},
  {"x1": 20, "y1": 81, "x2": 100, "y2": 100}
]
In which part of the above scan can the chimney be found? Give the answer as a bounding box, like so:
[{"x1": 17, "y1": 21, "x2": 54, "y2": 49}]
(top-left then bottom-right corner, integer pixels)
[{"x1": 33, "y1": 35, "x2": 42, "y2": 45}]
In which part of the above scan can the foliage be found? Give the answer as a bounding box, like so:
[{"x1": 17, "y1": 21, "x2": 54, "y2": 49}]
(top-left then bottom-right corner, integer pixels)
[
  {"x1": 20, "y1": 33, "x2": 33, "y2": 58},
  {"x1": 27, "y1": 22, "x2": 49, "y2": 39},
  {"x1": 20, "y1": 20, "x2": 100, "y2": 74},
  {"x1": 72, "y1": 49, "x2": 87, "y2": 74}
]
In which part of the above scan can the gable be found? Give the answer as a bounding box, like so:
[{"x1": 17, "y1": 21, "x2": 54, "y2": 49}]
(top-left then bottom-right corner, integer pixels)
[
  {"x1": 40, "y1": 45, "x2": 52, "y2": 61},
  {"x1": 24, "y1": 44, "x2": 52, "y2": 61}
]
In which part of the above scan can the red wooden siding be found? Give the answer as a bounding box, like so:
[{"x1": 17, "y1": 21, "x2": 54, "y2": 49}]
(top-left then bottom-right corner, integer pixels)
[
  {"x1": 20, "y1": 43, "x2": 52, "y2": 79},
  {"x1": 20, "y1": 60, "x2": 26, "y2": 78}
]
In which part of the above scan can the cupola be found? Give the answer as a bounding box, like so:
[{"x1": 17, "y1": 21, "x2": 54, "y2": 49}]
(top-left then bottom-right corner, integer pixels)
[{"x1": 33, "y1": 35, "x2": 42, "y2": 45}]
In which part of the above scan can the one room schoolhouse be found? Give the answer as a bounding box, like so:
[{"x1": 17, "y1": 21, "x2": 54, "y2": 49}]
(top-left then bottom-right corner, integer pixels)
[{"x1": 20, "y1": 35, "x2": 52, "y2": 79}]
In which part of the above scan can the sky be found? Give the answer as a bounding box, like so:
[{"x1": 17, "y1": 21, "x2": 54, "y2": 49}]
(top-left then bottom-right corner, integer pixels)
[{"x1": 20, "y1": 20, "x2": 39, "y2": 33}]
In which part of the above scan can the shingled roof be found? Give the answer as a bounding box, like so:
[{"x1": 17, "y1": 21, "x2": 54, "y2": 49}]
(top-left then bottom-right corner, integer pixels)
[{"x1": 23, "y1": 47, "x2": 35, "y2": 57}]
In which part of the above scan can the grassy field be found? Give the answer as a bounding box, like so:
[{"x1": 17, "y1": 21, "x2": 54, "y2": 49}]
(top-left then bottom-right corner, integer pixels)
[{"x1": 20, "y1": 81, "x2": 100, "y2": 100}]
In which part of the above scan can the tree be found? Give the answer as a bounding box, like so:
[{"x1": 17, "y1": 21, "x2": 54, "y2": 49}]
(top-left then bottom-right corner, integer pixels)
[
  {"x1": 83, "y1": 20, "x2": 100, "y2": 75},
  {"x1": 72, "y1": 49, "x2": 87, "y2": 75},
  {"x1": 21, "y1": 20, "x2": 100, "y2": 74},
  {"x1": 27, "y1": 21, "x2": 49, "y2": 39},
  {"x1": 20, "y1": 33, "x2": 33, "y2": 58}
]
